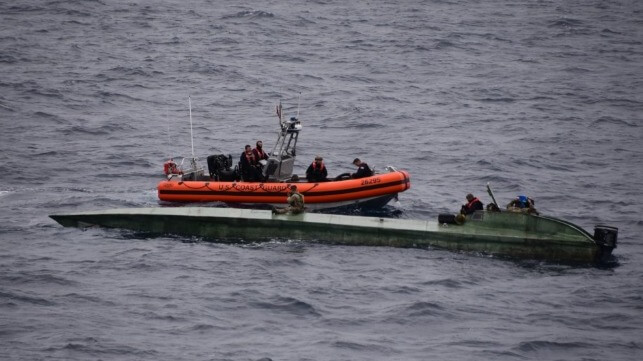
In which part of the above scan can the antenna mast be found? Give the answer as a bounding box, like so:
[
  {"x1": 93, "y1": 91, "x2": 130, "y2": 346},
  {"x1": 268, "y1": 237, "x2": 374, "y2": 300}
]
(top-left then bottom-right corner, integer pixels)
[{"x1": 296, "y1": 92, "x2": 301, "y2": 119}]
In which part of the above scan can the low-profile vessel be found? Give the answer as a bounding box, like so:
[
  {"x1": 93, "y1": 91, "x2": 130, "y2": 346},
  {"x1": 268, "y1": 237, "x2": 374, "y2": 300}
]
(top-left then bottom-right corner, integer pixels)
[{"x1": 50, "y1": 206, "x2": 617, "y2": 264}]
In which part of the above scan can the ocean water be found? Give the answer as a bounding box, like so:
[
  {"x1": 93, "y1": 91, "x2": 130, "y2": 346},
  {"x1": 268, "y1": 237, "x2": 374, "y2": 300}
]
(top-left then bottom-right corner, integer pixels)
[{"x1": 1, "y1": 0, "x2": 642, "y2": 360}]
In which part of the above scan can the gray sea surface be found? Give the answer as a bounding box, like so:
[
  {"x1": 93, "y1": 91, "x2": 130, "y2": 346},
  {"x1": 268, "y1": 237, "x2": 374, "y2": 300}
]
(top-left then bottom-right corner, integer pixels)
[{"x1": 1, "y1": 0, "x2": 642, "y2": 360}]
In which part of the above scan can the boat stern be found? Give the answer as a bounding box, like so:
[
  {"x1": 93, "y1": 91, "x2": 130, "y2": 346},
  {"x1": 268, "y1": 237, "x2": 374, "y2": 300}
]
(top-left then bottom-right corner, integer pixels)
[{"x1": 593, "y1": 225, "x2": 618, "y2": 263}]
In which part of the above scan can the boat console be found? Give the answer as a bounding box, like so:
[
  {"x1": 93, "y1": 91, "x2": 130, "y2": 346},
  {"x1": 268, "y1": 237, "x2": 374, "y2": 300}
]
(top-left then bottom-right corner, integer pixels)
[{"x1": 264, "y1": 116, "x2": 301, "y2": 181}]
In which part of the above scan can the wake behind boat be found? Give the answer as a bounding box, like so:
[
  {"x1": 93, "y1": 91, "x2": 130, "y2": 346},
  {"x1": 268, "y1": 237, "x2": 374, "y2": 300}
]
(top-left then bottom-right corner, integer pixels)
[{"x1": 158, "y1": 101, "x2": 411, "y2": 210}]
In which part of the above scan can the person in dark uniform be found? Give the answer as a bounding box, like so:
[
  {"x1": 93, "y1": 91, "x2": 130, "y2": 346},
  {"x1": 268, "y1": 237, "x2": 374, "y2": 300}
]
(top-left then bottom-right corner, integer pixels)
[
  {"x1": 252, "y1": 140, "x2": 269, "y2": 161},
  {"x1": 240, "y1": 144, "x2": 262, "y2": 181},
  {"x1": 351, "y1": 158, "x2": 373, "y2": 179},
  {"x1": 306, "y1": 155, "x2": 328, "y2": 182},
  {"x1": 461, "y1": 193, "x2": 484, "y2": 215}
]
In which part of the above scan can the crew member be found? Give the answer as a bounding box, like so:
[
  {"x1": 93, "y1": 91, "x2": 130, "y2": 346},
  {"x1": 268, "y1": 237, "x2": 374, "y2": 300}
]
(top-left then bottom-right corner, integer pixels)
[
  {"x1": 253, "y1": 140, "x2": 269, "y2": 161},
  {"x1": 461, "y1": 193, "x2": 484, "y2": 215},
  {"x1": 507, "y1": 195, "x2": 539, "y2": 215},
  {"x1": 306, "y1": 155, "x2": 328, "y2": 182},
  {"x1": 240, "y1": 144, "x2": 262, "y2": 181},
  {"x1": 273, "y1": 185, "x2": 305, "y2": 214},
  {"x1": 351, "y1": 158, "x2": 373, "y2": 179}
]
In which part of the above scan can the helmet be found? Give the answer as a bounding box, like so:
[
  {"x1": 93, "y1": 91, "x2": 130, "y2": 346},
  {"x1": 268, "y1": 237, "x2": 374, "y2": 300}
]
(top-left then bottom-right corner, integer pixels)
[{"x1": 518, "y1": 195, "x2": 528, "y2": 203}]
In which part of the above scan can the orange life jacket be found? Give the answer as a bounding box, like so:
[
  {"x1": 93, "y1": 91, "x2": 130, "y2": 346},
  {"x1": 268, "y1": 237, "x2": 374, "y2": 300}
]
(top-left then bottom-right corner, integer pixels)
[
  {"x1": 163, "y1": 160, "x2": 180, "y2": 175},
  {"x1": 244, "y1": 151, "x2": 256, "y2": 165},
  {"x1": 253, "y1": 147, "x2": 267, "y2": 160},
  {"x1": 466, "y1": 197, "x2": 481, "y2": 209},
  {"x1": 311, "y1": 161, "x2": 325, "y2": 171}
]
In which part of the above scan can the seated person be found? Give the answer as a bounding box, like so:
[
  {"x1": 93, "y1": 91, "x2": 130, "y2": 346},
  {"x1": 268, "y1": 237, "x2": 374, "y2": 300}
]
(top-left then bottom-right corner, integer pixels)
[
  {"x1": 507, "y1": 195, "x2": 539, "y2": 215},
  {"x1": 351, "y1": 158, "x2": 373, "y2": 179},
  {"x1": 306, "y1": 155, "x2": 328, "y2": 182},
  {"x1": 273, "y1": 185, "x2": 305, "y2": 214},
  {"x1": 461, "y1": 193, "x2": 484, "y2": 215},
  {"x1": 253, "y1": 140, "x2": 269, "y2": 162},
  {"x1": 240, "y1": 144, "x2": 263, "y2": 182}
]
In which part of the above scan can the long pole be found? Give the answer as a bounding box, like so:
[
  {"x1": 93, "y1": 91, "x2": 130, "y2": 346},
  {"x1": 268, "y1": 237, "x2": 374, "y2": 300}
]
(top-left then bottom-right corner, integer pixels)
[
  {"x1": 189, "y1": 95, "x2": 195, "y2": 159},
  {"x1": 486, "y1": 182, "x2": 500, "y2": 209},
  {"x1": 166, "y1": 100, "x2": 171, "y2": 160}
]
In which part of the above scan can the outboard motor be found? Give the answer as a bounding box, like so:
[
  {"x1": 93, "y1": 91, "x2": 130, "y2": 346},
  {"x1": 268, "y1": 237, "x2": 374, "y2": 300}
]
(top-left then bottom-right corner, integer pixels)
[
  {"x1": 593, "y1": 225, "x2": 618, "y2": 263},
  {"x1": 207, "y1": 154, "x2": 238, "y2": 181}
]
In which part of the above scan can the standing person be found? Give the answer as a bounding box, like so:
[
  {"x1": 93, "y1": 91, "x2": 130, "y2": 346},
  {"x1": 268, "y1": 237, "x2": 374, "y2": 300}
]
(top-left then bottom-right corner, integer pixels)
[
  {"x1": 351, "y1": 158, "x2": 373, "y2": 179},
  {"x1": 253, "y1": 140, "x2": 269, "y2": 161},
  {"x1": 461, "y1": 193, "x2": 484, "y2": 215},
  {"x1": 273, "y1": 185, "x2": 305, "y2": 214},
  {"x1": 240, "y1": 144, "x2": 261, "y2": 181},
  {"x1": 306, "y1": 155, "x2": 328, "y2": 182}
]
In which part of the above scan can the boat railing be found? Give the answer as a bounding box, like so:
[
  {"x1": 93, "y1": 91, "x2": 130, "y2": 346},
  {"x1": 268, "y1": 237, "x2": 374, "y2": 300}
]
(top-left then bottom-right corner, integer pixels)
[{"x1": 177, "y1": 156, "x2": 205, "y2": 181}]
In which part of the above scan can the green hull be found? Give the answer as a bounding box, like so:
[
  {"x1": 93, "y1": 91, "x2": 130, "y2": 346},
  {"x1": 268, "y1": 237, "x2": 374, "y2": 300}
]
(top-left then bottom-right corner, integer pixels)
[{"x1": 50, "y1": 208, "x2": 615, "y2": 264}]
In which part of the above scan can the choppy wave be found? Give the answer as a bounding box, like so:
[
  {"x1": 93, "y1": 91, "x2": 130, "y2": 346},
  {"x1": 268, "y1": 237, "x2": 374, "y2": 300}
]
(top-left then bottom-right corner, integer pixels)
[
  {"x1": 222, "y1": 10, "x2": 275, "y2": 20},
  {"x1": 0, "y1": 291, "x2": 56, "y2": 306},
  {"x1": 1, "y1": 0, "x2": 642, "y2": 360}
]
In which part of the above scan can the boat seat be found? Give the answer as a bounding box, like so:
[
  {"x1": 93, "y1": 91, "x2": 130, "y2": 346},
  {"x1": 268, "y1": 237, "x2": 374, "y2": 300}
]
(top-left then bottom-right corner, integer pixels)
[
  {"x1": 334, "y1": 173, "x2": 351, "y2": 181},
  {"x1": 239, "y1": 161, "x2": 264, "y2": 182}
]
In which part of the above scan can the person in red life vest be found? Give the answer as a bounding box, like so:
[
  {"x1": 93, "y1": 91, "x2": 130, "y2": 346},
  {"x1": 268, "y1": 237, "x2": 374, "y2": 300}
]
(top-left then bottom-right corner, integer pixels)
[
  {"x1": 240, "y1": 144, "x2": 262, "y2": 181},
  {"x1": 252, "y1": 140, "x2": 269, "y2": 161},
  {"x1": 306, "y1": 155, "x2": 328, "y2": 182},
  {"x1": 163, "y1": 158, "x2": 181, "y2": 175},
  {"x1": 461, "y1": 193, "x2": 484, "y2": 215},
  {"x1": 351, "y1": 158, "x2": 373, "y2": 179}
]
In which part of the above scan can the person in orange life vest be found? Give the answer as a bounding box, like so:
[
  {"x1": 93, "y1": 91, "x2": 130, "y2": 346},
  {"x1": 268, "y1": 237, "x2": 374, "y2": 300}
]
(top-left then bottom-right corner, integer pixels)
[
  {"x1": 240, "y1": 144, "x2": 262, "y2": 181},
  {"x1": 306, "y1": 155, "x2": 328, "y2": 182},
  {"x1": 461, "y1": 193, "x2": 484, "y2": 215},
  {"x1": 351, "y1": 158, "x2": 373, "y2": 179},
  {"x1": 253, "y1": 140, "x2": 269, "y2": 161}
]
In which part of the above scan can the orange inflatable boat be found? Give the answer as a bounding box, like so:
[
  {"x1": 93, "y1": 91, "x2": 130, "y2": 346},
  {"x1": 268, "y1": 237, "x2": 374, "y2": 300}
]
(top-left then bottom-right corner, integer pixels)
[
  {"x1": 158, "y1": 101, "x2": 411, "y2": 210},
  {"x1": 158, "y1": 170, "x2": 410, "y2": 210}
]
